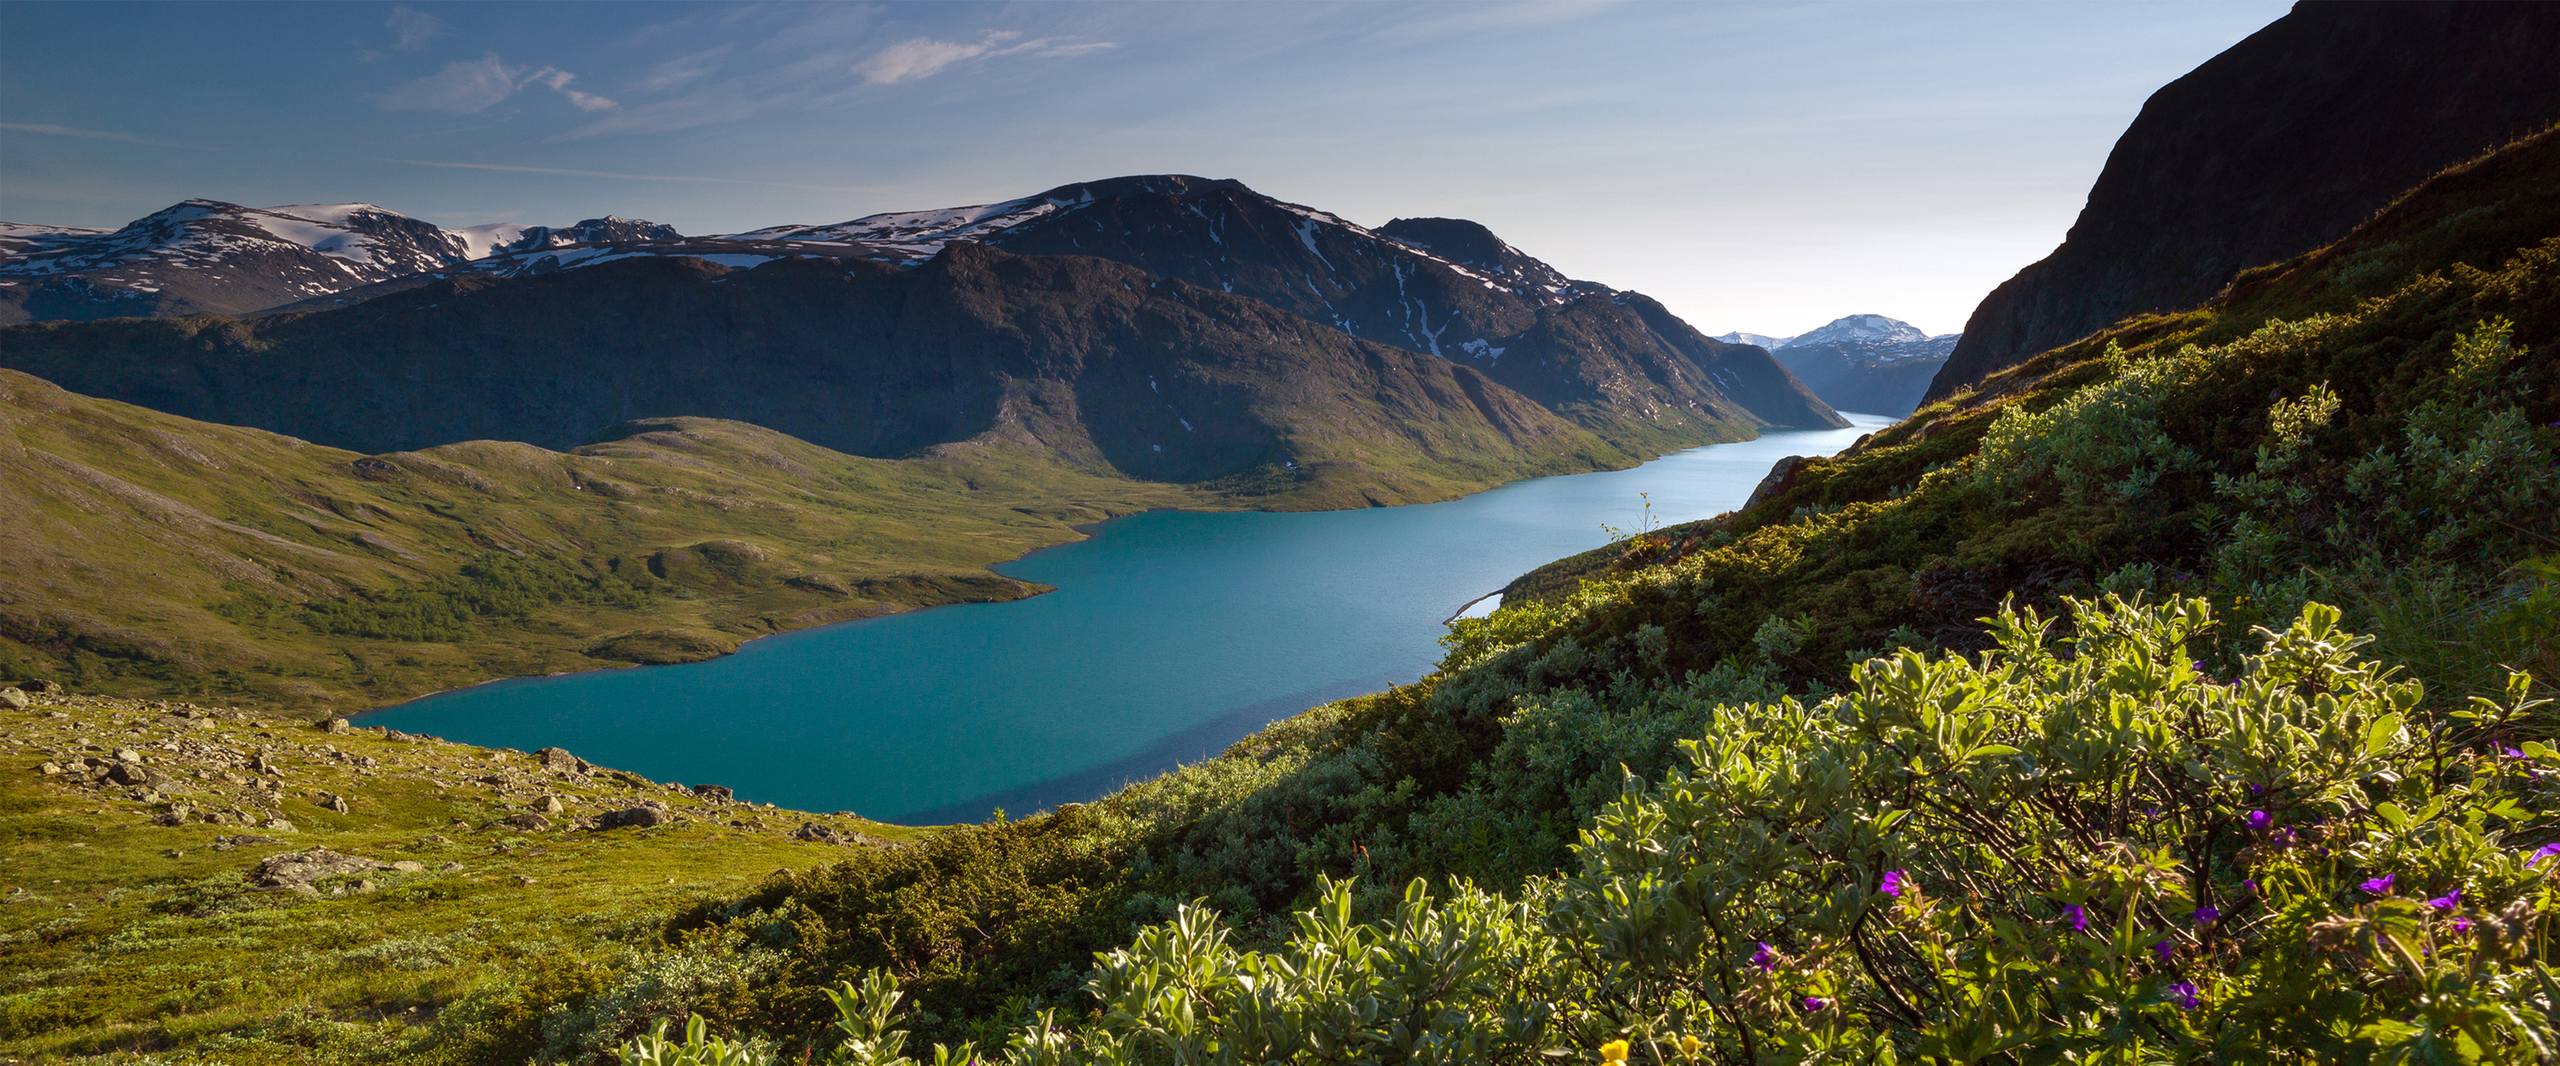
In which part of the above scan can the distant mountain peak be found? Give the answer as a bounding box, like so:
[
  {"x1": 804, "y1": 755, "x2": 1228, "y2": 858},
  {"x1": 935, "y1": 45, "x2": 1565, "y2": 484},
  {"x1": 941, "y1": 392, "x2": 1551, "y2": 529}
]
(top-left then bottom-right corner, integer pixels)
[{"x1": 1783, "y1": 314, "x2": 1929, "y2": 348}]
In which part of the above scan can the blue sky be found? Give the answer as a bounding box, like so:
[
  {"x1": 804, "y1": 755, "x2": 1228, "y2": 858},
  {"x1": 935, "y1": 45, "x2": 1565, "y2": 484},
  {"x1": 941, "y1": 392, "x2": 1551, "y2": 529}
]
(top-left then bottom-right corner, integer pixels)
[{"x1": 1, "y1": 0, "x2": 2287, "y2": 336}]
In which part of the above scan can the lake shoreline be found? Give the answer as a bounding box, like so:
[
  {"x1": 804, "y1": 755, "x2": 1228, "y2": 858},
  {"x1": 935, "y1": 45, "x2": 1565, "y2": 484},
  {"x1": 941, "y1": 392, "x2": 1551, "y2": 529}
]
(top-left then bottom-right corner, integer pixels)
[{"x1": 363, "y1": 416, "x2": 1891, "y2": 823}]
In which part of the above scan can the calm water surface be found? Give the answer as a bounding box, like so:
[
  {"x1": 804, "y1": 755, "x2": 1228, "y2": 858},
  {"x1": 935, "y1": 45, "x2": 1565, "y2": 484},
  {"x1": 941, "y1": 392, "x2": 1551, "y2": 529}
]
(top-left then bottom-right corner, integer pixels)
[{"x1": 367, "y1": 413, "x2": 1893, "y2": 821}]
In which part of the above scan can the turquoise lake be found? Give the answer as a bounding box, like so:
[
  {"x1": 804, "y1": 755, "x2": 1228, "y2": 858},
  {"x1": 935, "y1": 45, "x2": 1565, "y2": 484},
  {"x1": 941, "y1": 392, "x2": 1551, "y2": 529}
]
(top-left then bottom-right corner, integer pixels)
[{"x1": 366, "y1": 413, "x2": 1893, "y2": 822}]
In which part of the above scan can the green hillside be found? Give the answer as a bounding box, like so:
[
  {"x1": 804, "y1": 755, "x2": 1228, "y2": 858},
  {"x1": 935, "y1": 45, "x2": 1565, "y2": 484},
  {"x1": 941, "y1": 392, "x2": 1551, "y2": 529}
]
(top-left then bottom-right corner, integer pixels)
[
  {"x1": 557, "y1": 131, "x2": 2560, "y2": 1062},
  {"x1": 0, "y1": 371, "x2": 1206, "y2": 710}
]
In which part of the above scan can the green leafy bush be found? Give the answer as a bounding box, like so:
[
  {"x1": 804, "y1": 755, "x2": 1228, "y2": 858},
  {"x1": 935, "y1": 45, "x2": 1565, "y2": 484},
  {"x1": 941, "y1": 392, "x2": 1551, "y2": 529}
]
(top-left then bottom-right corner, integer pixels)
[{"x1": 624, "y1": 597, "x2": 2558, "y2": 1063}]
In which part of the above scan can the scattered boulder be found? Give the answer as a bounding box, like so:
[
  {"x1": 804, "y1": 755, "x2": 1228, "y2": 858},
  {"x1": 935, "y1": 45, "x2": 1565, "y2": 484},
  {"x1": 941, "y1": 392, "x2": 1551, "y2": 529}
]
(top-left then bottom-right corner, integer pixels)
[
  {"x1": 535, "y1": 795, "x2": 566, "y2": 814},
  {"x1": 104, "y1": 762, "x2": 155, "y2": 787},
  {"x1": 17, "y1": 679, "x2": 58, "y2": 693},
  {"x1": 248, "y1": 848, "x2": 386, "y2": 888},
  {"x1": 318, "y1": 718, "x2": 353, "y2": 734},
  {"x1": 1744, "y1": 455, "x2": 1808, "y2": 510},
  {"x1": 314, "y1": 791, "x2": 350, "y2": 814},
  {"x1": 536, "y1": 747, "x2": 591, "y2": 775},
  {"x1": 212, "y1": 834, "x2": 277, "y2": 852},
  {"x1": 0, "y1": 689, "x2": 28, "y2": 710},
  {"x1": 595, "y1": 804, "x2": 671, "y2": 830},
  {"x1": 690, "y1": 784, "x2": 734, "y2": 802},
  {"x1": 793, "y1": 823, "x2": 884, "y2": 846},
  {"x1": 496, "y1": 812, "x2": 552, "y2": 832}
]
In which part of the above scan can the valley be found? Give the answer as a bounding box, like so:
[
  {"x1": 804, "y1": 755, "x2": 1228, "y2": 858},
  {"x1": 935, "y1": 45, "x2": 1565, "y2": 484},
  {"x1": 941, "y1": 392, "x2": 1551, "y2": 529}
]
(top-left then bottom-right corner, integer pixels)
[{"x1": 3, "y1": 1, "x2": 2558, "y2": 1062}]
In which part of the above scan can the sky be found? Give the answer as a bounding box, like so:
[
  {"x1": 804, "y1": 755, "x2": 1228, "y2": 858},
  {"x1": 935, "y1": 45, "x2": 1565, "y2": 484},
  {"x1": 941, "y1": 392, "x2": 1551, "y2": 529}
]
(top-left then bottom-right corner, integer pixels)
[{"x1": 0, "y1": 0, "x2": 2290, "y2": 337}]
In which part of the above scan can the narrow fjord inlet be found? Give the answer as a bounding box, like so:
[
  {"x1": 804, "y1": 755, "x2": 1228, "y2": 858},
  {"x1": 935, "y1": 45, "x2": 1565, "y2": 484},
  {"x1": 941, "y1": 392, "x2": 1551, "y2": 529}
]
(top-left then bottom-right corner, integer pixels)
[{"x1": 369, "y1": 415, "x2": 1891, "y2": 821}]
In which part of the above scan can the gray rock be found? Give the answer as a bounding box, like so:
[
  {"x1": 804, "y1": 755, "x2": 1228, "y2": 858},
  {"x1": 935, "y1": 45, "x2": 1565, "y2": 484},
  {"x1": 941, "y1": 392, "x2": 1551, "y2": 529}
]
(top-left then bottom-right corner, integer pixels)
[
  {"x1": 595, "y1": 804, "x2": 671, "y2": 830},
  {"x1": 0, "y1": 689, "x2": 29, "y2": 710},
  {"x1": 496, "y1": 812, "x2": 552, "y2": 832},
  {"x1": 536, "y1": 747, "x2": 591, "y2": 775},
  {"x1": 319, "y1": 717, "x2": 353, "y2": 734},
  {"x1": 535, "y1": 795, "x2": 566, "y2": 814},
  {"x1": 248, "y1": 848, "x2": 386, "y2": 888},
  {"x1": 314, "y1": 791, "x2": 350, "y2": 814},
  {"x1": 690, "y1": 784, "x2": 734, "y2": 802}
]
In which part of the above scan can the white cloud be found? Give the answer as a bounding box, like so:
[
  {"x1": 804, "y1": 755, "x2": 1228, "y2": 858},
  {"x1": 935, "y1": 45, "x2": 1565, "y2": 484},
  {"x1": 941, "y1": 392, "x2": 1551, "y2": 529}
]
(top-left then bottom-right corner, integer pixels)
[
  {"x1": 380, "y1": 54, "x2": 618, "y2": 114},
  {"x1": 0, "y1": 121, "x2": 199, "y2": 149},
  {"x1": 381, "y1": 54, "x2": 522, "y2": 112},
  {"x1": 855, "y1": 31, "x2": 1115, "y2": 86},
  {"x1": 636, "y1": 46, "x2": 732, "y2": 93},
  {"x1": 386, "y1": 4, "x2": 444, "y2": 52}
]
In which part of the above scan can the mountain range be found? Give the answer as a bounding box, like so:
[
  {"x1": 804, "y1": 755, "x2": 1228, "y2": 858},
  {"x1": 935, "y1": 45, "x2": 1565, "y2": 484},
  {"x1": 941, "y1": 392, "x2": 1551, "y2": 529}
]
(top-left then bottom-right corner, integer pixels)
[
  {"x1": 0, "y1": 177, "x2": 1842, "y2": 492},
  {"x1": 1715, "y1": 314, "x2": 1957, "y2": 413}
]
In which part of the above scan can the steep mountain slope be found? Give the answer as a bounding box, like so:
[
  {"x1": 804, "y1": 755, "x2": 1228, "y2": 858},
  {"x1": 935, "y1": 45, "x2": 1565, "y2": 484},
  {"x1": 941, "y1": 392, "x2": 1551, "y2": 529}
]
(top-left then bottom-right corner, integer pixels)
[
  {"x1": 735, "y1": 175, "x2": 1843, "y2": 446},
  {"x1": 0, "y1": 201, "x2": 683, "y2": 324},
  {"x1": 0, "y1": 244, "x2": 1650, "y2": 499},
  {"x1": 1927, "y1": 0, "x2": 2560, "y2": 401},
  {"x1": 646, "y1": 119, "x2": 2559, "y2": 1063},
  {"x1": 0, "y1": 366, "x2": 1205, "y2": 708},
  {"x1": 1753, "y1": 314, "x2": 1958, "y2": 414}
]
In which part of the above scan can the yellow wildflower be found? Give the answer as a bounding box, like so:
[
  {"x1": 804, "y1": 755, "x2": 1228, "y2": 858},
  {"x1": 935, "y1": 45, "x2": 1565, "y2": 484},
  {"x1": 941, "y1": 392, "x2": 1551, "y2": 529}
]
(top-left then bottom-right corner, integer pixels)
[
  {"x1": 1679, "y1": 1034, "x2": 1705, "y2": 1057},
  {"x1": 1600, "y1": 1038, "x2": 1630, "y2": 1063}
]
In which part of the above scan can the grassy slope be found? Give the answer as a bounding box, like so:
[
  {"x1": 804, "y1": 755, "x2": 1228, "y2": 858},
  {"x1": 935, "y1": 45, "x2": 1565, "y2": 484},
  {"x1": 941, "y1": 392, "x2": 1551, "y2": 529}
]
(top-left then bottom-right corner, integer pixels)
[
  {"x1": 0, "y1": 369, "x2": 1211, "y2": 712},
  {"x1": 0, "y1": 688, "x2": 926, "y2": 1064},
  {"x1": 621, "y1": 130, "x2": 2560, "y2": 1054}
]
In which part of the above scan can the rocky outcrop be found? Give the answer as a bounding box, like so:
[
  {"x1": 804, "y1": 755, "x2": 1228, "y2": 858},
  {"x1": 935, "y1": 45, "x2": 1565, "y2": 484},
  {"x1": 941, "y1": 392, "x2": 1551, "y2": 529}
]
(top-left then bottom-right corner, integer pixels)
[{"x1": 1926, "y1": 2, "x2": 2560, "y2": 401}]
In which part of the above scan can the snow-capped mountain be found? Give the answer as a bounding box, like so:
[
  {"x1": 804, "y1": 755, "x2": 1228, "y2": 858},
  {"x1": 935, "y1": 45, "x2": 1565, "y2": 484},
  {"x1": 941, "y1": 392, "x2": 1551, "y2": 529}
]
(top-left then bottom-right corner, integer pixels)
[
  {"x1": 1781, "y1": 313, "x2": 1931, "y2": 350},
  {"x1": 449, "y1": 216, "x2": 684, "y2": 259},
  {"x1": 1715, "y1": 331, "x2": 1789, "y2": 350},
  {"x1": 1723, "y1": 315, "x2": 1957, "y2": 414},
  {"x1": 0, "y1": 201, "x2": 683, "y2": 323}
]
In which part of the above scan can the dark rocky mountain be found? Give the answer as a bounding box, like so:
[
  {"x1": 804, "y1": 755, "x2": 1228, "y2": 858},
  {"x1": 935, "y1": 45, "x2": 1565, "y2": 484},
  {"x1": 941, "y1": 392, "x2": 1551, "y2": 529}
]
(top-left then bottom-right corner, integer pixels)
[
  {"x1": 1745, "y1": 315, "x2": 1957, "y2": 415},
  {"x1": 1926, "y1": 0, "x2": 2560, "y2": 402},
  {"x1": 731, "y1": 175, "x2": 1843, "y2": 448},
  {"x1": 0, "y1": 202, "x2": 686, "y2": 325},
  {"x1": 454, "y1": 216, "x2": 684, "y2": 258},
  {"x1": 0, "y1": 244, "x2": 1635, "y2": 496}
]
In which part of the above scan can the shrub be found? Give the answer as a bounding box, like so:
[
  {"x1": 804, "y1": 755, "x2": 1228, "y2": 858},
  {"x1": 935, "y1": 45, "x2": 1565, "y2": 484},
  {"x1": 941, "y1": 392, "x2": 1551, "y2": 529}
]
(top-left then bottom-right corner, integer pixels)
[{"x1": 625, "y1": 598, "x2": 2558, "y2": 1063}]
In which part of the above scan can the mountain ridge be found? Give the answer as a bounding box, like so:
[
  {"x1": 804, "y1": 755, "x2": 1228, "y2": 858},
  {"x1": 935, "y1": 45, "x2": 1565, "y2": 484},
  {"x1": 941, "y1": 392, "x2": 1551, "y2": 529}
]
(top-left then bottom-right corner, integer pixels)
[{"x1": 1926, "y1": 0, "x2": 2560, "y2": 401}]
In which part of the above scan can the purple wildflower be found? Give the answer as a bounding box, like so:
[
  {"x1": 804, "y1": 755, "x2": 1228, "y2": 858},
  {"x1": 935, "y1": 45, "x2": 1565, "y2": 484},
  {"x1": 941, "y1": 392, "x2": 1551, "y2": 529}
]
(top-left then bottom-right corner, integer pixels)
[
  {"x1": 2427, "y1": 888, "x2": 2461, "y2": 911},
  {"x1": 2193, "y1": 905, "x2": 2219, "y2": 926},
  {"x1": 2504, "y1": 746, "x2": 2529, "y2": 760},
  {"x1": 1880, "y1": 869, "x2": 1907, "y2": 897},
  {"x1": 2243, "y1": 878, "x2": 2259, "y2": 894},
  {"x1": 1752, "y1": 941, "x2": 1777, "y2": 972},
  {"x1": 2062, "y1": 903, "x2": 2087, "y2": 933},
  {"x1": 2167, "y1": 981, "x2": 2200, "y2": 1011},
  {"x1": 2246, "y1": 782, "x2": 2264, "y2": 796},
  {"x1": 2151, "y1": 939, "x2": 2176, "y2": 963},
  {"x1": 2361, "y1": 874, "x2": 2395, "y2": 895},
  {"x1": 1801, "y1": 995, "x2": 1829, "y2": 1012},
  {"x1": 2529, "y1": 843, "x2": 2560, "y2": 869},
  {"x1": 2454, "y1": 917, "x2": 2473, "y2": 933},
  {"x1": 2247, "y1": 809, "x2": 2270, "y2": 830}
]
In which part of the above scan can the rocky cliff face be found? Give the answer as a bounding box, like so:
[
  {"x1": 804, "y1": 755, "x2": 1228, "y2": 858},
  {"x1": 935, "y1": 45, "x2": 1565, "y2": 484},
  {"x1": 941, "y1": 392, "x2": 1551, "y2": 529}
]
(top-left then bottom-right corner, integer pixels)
[{"x1": 1926, "y1": 1, "x2": 2560, "y2": 401}]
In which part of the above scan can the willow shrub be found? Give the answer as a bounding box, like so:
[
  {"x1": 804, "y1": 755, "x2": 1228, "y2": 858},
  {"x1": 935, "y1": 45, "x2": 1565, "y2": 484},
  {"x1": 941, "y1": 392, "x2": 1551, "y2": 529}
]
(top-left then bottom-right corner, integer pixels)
[{"x1": 623, "y1": 595, "x2": 2556, "y2": 1064}]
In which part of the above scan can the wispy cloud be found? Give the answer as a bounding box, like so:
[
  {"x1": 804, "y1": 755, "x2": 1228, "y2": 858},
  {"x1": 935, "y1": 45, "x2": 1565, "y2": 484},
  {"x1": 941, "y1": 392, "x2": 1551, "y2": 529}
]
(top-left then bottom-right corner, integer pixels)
[
  {"x1": 636, "y1": 46, "x2": 733, "y2": 94},
  {"x1": 386, "y1": 4, "x2": 444, "y2": 52},
  {"x1": 386, "y1": 157, "x2": 874, "y2": 194},
  {"x1": 380, "y1": 54, "x2": 619, "y2": 114},
  {"x1": 0, "y1": 121, "x2": 200, "y2": 150},
  {"x1": 856, "y1": 30, "x2": 1115, "y2": 86}
]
